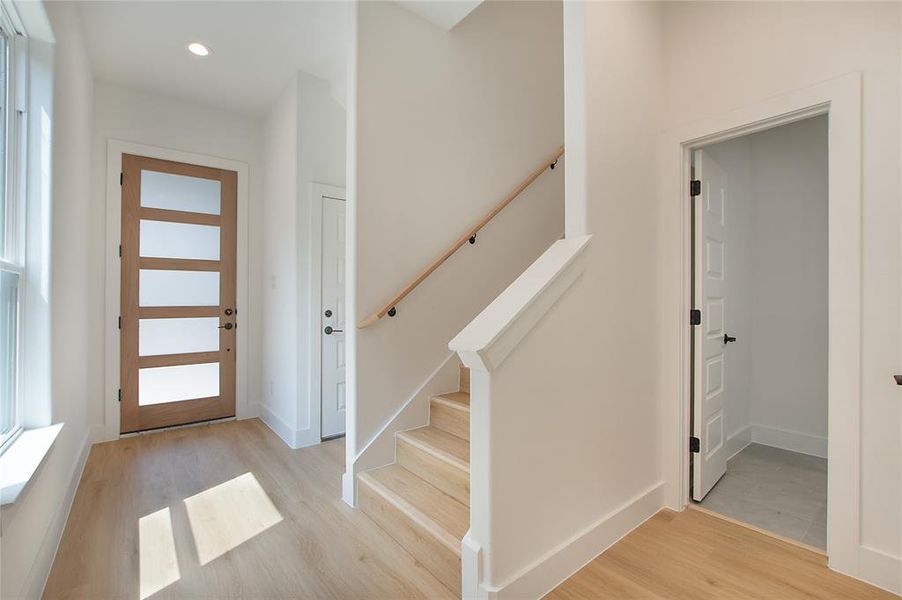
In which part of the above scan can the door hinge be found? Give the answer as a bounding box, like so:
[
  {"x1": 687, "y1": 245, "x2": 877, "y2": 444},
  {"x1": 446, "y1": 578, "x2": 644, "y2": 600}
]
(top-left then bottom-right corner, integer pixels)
[
  {"x1": 690, "y1": 179, "x2": 701, "y2": 197},
  {"x1": 690, "y1": 309, "x2": 701, "y2": 325},
  {"x1": 118, "y1": 316, "x2": 121, "y2": 329},
  {"x1": 690, "y1": 437, "x2": 700, "y2": 453},
  {"x1": 120, "y1": 172, "x2": 123, "y2": 186},
  {"x1": 118, "y1": 389, "x2": 122, "y2": 402},
  {"x1": 118, "y1": 244, "x2": 122, "y2": 257}
]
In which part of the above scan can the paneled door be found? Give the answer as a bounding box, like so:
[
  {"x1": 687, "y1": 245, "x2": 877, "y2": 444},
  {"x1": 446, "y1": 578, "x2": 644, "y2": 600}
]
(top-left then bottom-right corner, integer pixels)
[
  {"x1": 692, "y1": 149, "x2": 730, "y2": 501},
  {"x1": 120, "y1": 154, "x2": 237, "y2": 433},
  {"x1": 321, "y1": 195, "x2": 346, "y2": 438}
]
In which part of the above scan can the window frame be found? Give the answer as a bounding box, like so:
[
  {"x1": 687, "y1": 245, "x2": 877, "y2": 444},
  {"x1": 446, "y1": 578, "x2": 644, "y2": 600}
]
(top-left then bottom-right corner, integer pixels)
[{"x1": 0, "y1": 4, "x2": 28, "y2": 454}]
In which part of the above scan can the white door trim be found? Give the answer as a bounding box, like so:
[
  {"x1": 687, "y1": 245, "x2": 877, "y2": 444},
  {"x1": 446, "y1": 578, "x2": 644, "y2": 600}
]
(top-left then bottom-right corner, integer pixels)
[
  {"x1": 308, "y1": 183, "x2": 347, "y2": 442},
  {"x1": 102, "y1": 139, "x2": 251, "y2": 442},
  {"x1": 663, "y1": 72, "x2": 862, "y2": 575}
]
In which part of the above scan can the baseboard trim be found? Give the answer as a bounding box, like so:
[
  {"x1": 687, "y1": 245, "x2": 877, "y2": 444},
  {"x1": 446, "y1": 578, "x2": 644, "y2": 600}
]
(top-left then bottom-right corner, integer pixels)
[
  {"x1": 341, "y1": 470, "x2": 356, "y2": 507},
  {"x1": 725, "y1": 425, "x2": 752, "y2": 461},
  {"x1": 259, "y1": 405, "x2": 319, "y2": 449},
  {"x1": 855, "y1": 545, "x2": 902, "y2": 596},
  {"x1": 350, "y1": 353, "x2": 460, "y2": 475},
  {"x1": 23, "y1": 430, "x2": 92, "y2": 600},
  {"x1": 482, "y1": 482, "x2": 666, "y2": 599},
  {"x1": 750, "y1": 423, "x2": 827, "y2": 458}
]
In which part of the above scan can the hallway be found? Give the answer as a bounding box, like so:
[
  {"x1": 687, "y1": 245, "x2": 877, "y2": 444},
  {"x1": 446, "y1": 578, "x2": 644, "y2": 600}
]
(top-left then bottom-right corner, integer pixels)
[{"x1": 43, "y1": 420, "x2": 453, "y2": 599}]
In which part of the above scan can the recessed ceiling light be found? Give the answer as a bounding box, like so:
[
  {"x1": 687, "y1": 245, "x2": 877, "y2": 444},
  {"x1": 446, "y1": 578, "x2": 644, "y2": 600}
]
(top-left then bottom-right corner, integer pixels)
[{"x1": 187, "y1": 42, "x2": 210, "y2": 57}]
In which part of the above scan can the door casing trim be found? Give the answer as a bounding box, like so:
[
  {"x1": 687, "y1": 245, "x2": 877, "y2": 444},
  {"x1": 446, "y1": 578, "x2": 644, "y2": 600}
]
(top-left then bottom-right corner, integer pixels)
[
  {"x1": 662, "y1": 72, "x2": 862, "y2": 575},
  {"x1": 102, "y1": 139, "x2": 251, "y2": 442}
]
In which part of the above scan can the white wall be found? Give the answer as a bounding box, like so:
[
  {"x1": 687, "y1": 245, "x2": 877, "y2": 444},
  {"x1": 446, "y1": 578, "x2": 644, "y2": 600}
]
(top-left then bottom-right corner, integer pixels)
[
  {"x1": 659, "y1": 1, "x2": 901, "y2": 579},
  {"x1": 90, "y1": 81, "x2": 265, "y2": 436},
  {"x1": 296, "y1": 72, "x2": 346, "y2": 442},
  {"x1": 260, "y1": 71, "x2": 346, "y2": 447},
  {"x1": 704, "y1": 115, "x2": 829, "y2": 458},
  {"x1": 261, "y1": 79, "x2": 300, "y2": 443},
  {"x1": 451, "y1": 3, "x2": 665, "y2": 595},
  {"x1": 351, "y1": 0, "x2": 564, "y2": 480},
  {"x1": 458, "y1": 1, "x2": 899, "y2": 595},
  {"x1": 0, "y1": 3, "x2": 94, "y2": 598}
]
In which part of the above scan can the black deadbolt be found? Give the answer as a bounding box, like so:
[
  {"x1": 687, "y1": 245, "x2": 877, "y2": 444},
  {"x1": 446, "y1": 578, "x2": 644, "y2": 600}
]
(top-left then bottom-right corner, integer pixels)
[
  {"x1": 224, "y1": 308, "x2": 234, "y2": 316},
  {"x1": 324, "y1": 309, "x2": 332, "y2": 317}
]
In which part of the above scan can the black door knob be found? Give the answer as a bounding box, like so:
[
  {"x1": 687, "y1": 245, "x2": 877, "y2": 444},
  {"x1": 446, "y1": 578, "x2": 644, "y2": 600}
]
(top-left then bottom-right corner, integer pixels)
[
  {"x1": 724, "y1": 333, "x2": 737, "y2": 344},
  {"x1": 324, "y1": 326, "x2": 343, "y2": 335}
]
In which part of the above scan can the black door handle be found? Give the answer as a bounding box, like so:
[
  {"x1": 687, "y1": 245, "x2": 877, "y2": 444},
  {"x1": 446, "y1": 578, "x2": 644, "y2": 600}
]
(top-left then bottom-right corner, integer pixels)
[
  {"x1": 894, "y1": 375, "x2": 902, "y2": 386},
  {"x1": 724, "y1": 333, "x2": 737, "y2": 344},
  {"x1": 324, "y1": 326, "x2": 343, "y2": 335},
  {"x1": 218, "y1": 322, "x2": 234, "y2": 330}
]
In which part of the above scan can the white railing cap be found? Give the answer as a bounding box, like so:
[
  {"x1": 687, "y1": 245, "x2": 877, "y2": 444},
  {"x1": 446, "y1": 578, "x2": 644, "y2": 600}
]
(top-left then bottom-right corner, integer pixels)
[{"x1": 449, "y1": 235, "x2": 591, "y2": 372}]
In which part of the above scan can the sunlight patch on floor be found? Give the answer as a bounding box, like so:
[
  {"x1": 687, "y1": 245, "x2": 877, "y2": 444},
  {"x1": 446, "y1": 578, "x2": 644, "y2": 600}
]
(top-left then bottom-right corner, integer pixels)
[
  {"x1": 184, "y1": 472, "x2": 283, "y2": 565},
  {"x1": 139, "y1": 507, "x2": 180, "y2": 600}
]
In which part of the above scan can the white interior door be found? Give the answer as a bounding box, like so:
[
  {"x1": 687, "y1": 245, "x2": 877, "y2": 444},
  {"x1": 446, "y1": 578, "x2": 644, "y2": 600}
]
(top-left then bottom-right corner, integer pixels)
[
  {"x1": 321, "y1": 195, "x2": 346, "y2": 438},
  {"x1": 692, "y1": 149, "x2": 731, "y2": 501}
]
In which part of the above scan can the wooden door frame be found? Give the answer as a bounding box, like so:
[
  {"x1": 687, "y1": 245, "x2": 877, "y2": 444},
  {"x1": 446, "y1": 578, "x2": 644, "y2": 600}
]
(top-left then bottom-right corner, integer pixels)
[
  {"x1": 102, "y1": 140, "x2": 250, "y2": 441},
  {"x1": 663, "y1": 73, "x2": 861, "y2": 574},
  {"x1": 308, "y1": 182, "x2": 347, "y2": 443}
]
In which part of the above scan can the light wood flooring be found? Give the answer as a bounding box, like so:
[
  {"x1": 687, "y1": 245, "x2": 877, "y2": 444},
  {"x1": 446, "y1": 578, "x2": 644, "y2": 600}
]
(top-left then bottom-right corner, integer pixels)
[
  {"x1": 45, "y1": 419, "x2": 896, "y2": 600},
  {"x1": 43, "y1": 419, "x2": 454, "y2": 599},
  {"x1": 547, "y1": 508, "x2": 897, "y2": 599}
]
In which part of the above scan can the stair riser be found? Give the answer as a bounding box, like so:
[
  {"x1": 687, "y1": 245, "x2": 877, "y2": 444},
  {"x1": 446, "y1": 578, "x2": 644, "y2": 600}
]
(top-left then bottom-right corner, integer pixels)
[
  {"x1": 358, "y1": 477, "x2": 462, "y2": 596},
  {"x1": 398, "y1": 439, "x2": 469, "y2": 506},
  {"x1": 430, "y1": 401, "x2": 469, "y2": 441}
]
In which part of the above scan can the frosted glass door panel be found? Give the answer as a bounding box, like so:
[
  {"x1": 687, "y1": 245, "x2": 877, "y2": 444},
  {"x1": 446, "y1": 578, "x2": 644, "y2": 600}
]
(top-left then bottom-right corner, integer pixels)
[
  {"x1": 140, "y1": 220, "x2": 220, "y2": 260},
  {"x1": 139, "y1": 317, "x2": 219, "y2": 356},
  {"x1": 140, "y1": 270, "x2": 219, "y2": 307},
  {"x1": 139, "y1": 363, "x2": 220, "y2": 405},
  {"x1": 141, "y1": 170, "x2": 221, "y2": 215}
]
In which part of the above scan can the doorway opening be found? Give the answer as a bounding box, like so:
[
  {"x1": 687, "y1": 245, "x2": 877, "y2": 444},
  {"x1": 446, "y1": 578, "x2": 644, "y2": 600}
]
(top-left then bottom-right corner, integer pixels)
[
  {"x1": 119, "y1": 153, "x2": 239, "y2": 433},
  {"x1": 312, "y1": 184, "x2": 347, "y2": 440},
  {"x1": 689, "y1": 115, "x2": 828, "y2": 550}
]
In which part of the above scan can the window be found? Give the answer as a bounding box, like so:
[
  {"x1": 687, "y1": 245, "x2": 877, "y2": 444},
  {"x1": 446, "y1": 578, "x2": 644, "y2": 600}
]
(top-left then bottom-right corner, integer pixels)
[{"x1": 0, "y1": 8, "x2": 26, "y2": 451}]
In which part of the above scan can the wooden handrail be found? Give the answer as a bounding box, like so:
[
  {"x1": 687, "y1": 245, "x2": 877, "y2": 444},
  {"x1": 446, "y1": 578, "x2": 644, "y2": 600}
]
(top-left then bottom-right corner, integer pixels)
[{"x1": 358, "y1": 145, "x2": 564, "y2": 329}]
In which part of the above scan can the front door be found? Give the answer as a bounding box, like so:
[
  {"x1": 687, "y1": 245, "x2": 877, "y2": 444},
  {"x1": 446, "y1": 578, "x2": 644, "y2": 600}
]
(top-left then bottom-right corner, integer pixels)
[
  {"x1": 321, "y1": 194, "x2": 346, "y2": 438},
  {"x1": 120, "y1": 154, "x2": 238, "y2": 433},
  {"x1": 692, "y1": 149, "x2": 730, "y2": 501}
]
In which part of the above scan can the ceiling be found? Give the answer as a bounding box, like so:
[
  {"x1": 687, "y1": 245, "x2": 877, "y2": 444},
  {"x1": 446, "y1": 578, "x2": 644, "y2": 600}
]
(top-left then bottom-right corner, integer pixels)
[{"x1": 77, "y1": 1, "x2": 351, "y2": 117}]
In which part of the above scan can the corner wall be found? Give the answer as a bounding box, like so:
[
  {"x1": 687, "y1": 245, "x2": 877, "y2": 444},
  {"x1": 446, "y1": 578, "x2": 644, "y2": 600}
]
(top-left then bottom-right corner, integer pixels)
[
  {"x1": 351, "y1": 0, "x2": 564, "y2": 482},
  {"x1": 0, "y1": 3, "x2": 94, "y2": 597},
  {"x1": 453, "y1": 3, "x2": 666, "y2": 595},
  {"x1": 260, "y1": 72, "x2": 346, "y2": 447}
]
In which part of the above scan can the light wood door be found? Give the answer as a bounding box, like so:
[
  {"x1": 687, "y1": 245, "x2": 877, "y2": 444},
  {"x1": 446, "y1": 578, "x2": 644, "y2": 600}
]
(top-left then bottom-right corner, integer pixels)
[
  {"x1": 120, "y1": 154, "x2": 238, "y2": 433},
  {"x1": 321, "y1": 195, "x2": 346, "y2": 438},
  {"x1": 692, "y1": 149, "x2": 729, "y2": 501}
]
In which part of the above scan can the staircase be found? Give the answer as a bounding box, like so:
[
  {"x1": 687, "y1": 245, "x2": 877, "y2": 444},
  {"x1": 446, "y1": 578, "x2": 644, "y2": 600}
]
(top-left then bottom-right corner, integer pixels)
[{"x1": 357, "y1": 365, "x2": 471, "y2": 595}]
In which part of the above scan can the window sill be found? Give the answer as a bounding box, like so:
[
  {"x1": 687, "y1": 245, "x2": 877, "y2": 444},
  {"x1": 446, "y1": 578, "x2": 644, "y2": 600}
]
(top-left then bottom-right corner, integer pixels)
[{"x1": 0, "y1": 423, "x2": 64, "y2": 505}]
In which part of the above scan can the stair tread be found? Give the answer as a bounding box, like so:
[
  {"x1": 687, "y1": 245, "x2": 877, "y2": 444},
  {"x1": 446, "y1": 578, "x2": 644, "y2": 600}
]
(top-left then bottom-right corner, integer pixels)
[
  {"x1": 361, "y1": 464, "x2": 470, "y2": 544},
  {"x1": 432, "y1": 391, "x2": 470, "y2": 408},
  {"x1": 398, "y1": 426, "x2": 469, "y2": 467}
]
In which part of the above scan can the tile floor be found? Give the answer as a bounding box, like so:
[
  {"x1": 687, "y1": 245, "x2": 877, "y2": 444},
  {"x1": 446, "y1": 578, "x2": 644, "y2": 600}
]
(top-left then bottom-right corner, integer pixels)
[{"x1": 698, "y1": 443, "x2": 827, "y2": 549}]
